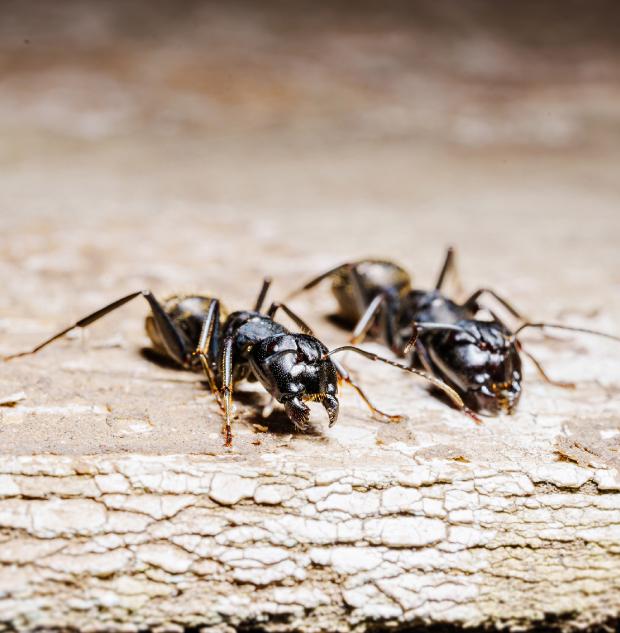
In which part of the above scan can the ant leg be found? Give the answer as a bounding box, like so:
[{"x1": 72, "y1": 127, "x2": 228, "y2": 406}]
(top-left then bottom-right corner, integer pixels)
[
  {"x1": 285, "y1": 262, "x2": 369, "y2": 328},
  {"x1": 324, "y1": 345, "x2": 481, "y2": 424},
  {"x1": 285, "y1": 261, "x2": 381, "y2": 340},
  {"x1": 517, "y1": 343, "x2": 575, "y2": 389},
  {"x1": 267, "y1": 302, "x2": 315, "y2": 335},
  {"x1": 435, "y1": 246, "x2": 463, "y2": 295},
  {"x1": 347, "y1": 269, "x2": 402, "y2": 352},
  {"x1": 350, "y1": 293, "x2": 386, "y2": 344},
  {"x1": 254, "y1": 277, "x2": 272, "y2": 312},
  {"x1": 262, "y1": 397, "x2": 276, "y2": 418},
  {"x1": 219, "y1": 336, "x2": 235, "y2": 447},
  {"x1": 285, "y1": 262, "x2": 354, "y2": 300},
  {"x1": 411, "y1": 339, "x2": 434, "y2": 375},
  {"x1": 194, "y1": 300, "x2": 223, "y2": 406},
  {"x1": 463, "y1": 288, "x2": 528, "y2": 322},
  {"x1": 513, "y1": 322, "x2": 620, "y2": 388},
  {"x1": 332, "y1": 358, "x2": 404, "y2": 422},
  {"x1": 348, "y1": 265, "x2": 372, "y2": 322},
  {"x1": 4, "y1": 290, "x2": 188, "y2": 365}
]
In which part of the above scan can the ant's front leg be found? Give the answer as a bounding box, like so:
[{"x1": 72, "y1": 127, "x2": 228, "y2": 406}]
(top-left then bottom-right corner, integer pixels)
[
  {"x1": 513, "y1": 322, "x2": 620, "y2": 388},
  {"x1": 515, "y1": 340, "x2": 575, "y2": 389},
  {"x1": 462, "y1": 288, "x2": 529, "y2": 324},
  {"x1": 332, "y1": 358, "x2": 404, "y2": 423},
  {"x1": 193, "y1": 300, "x2": 224, "y2": 409},
  {"x1": 219, "y1": 336, "x2": 236, "y2": 447}
]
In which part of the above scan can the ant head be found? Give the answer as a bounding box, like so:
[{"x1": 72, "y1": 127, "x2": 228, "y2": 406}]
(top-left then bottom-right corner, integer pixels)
[
  {"x1": 428, "y1": 320, "x2": 522, "y2": 415},
  {"x1": 250, "y1": 334, "x2": 339, "y2": 428}
]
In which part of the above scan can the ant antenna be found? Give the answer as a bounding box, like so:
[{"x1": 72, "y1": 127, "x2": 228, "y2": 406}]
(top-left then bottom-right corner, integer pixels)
[
  {"x1": 323, "y1": 345, "x2": 481, "y2": 423},
  {"x1": 511, "y1": 322, "x2": 620, "y2": 343},
  {"x1": 403, "y1": 322, "x2": 477, "y2": 354}
]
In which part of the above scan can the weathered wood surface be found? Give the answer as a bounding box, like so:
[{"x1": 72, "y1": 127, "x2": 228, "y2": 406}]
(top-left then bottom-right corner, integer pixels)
[
  {"x1": 1, "y1": 447, "x2": 620, "y2": 632},
  {"x1": 1, "y1": 2, "x2": 620, "y2": 631}
]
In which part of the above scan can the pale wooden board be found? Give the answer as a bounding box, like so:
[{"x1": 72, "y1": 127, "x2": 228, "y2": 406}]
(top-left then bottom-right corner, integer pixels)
[{"x1": 0, "y1": 2, "x2": 619, "y2": 631}]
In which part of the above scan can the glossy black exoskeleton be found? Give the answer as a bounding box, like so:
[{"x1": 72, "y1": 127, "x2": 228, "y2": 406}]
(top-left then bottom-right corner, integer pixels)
[
  {"x1": 289, "y1": 249, "x2": 620, "y2": 416},
  {"x1": 4, "y1": 279, "x2": 470, "y2": 445},
  {"x1": 216, "y1": 308, "x2": 341, "y2": 432},
  {"x1": 405, "y1": 302, "x2": 524, "y2": 414}
]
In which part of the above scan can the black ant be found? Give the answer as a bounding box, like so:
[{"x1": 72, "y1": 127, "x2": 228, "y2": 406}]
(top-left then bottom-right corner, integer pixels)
[
  {"x1": 3, "y1": 278, "x2": 475, "y2": 446},
  {"x1": 287, "y1": 249, "x2": 620, "y2": 416}
]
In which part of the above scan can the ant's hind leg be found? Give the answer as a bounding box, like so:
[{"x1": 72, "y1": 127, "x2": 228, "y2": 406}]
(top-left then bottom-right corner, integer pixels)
[
  {"x1": 4, "y1": 290, "x2": 188, "y2": 366},
  {"x1": 285, "y1": 263, "x2": 354, "y2": 300},
  {"x1": 332, "y1": 358, "x2": 404, "y2": 423},
  {"x1": 268, "y1": 302, "x2": 315, "y2": 335}
]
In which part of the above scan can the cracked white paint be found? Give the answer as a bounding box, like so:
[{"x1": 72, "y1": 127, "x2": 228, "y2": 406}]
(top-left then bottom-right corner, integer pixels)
[
  {"x1": 528, "y1": 463, "x2": 593, "y2": 488},
  {"x1": 0, "y1": 475, "x2": 19, "y2": 496},
  {"x1": 594, "y1": 468, "x2": 620, "y2": 491},
  {"x1": 254, "y1": 484, "x2": 294, "y2": 505},
  {"x1": 136, "y1": 544, "x2": 195, "y2": 574},
  {"x1": 209, "y1": 473, "x2": 257, "y2": 505},
  {"x1": 0, "y1": 453, "x2": 617, "y2": 632}
]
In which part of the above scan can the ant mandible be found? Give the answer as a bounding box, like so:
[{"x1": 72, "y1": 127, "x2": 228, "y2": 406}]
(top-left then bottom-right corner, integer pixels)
[
  {"x1": 287, "y1": 249, "x2": 620, "y2": 415},
  {"x1": 3, "y1": 278, "x2": 476, "y2": 446}
]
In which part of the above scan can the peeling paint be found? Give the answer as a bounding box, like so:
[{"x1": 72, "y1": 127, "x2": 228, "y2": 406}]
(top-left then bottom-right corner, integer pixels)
[{"x1": 0, "y1": 452, "x2": 616, "y2": 631}]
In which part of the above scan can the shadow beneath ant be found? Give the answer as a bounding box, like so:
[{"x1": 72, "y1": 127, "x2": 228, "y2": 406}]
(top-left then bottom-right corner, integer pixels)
[
  {"x1": 140, "y1": 347, "x2": 185, "y2": 370},
  {"x1": 326, "y1": 313, "x2": 355, "y2": 331},
  {"x1": 234, "y1": 390, "x2": 323, "y2": 438},
  {"x1": 140, "y1": 346, "x2": 324, "y2": 438}
]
